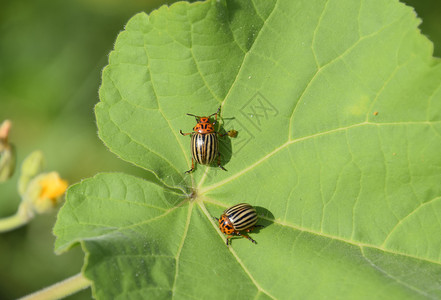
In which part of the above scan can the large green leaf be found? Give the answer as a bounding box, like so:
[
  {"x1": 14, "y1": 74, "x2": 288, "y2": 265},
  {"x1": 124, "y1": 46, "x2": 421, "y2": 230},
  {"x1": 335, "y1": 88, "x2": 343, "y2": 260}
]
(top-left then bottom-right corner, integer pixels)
[{"x1": 54, "y1": 0, "x2": 441, "y2": 298}]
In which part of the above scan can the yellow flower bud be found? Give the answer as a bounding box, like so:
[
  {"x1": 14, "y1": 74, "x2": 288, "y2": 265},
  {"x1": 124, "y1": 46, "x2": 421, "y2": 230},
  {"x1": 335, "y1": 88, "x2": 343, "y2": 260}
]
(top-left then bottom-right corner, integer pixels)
[
  {"x1": 39, "y1": 172, "x2": 68, "y2": 204},
  {"x1": 23, "y1": 172, "x2": 68, "y2": 214}
]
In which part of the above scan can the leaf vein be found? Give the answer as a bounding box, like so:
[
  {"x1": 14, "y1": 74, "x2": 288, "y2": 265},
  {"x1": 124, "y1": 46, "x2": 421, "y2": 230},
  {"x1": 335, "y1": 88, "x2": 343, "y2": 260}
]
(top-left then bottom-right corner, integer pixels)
[
  {"x1": 142, "y1": 43, "x2": 190, "y2": 176},
  {"x1": 221, "y1": 0, "x2": 278, "y2": 106},
  {"x1": 105, "y1": 76, "x2": 186, "y2": 188},
  {"x1": 381, "y1": 197, "x2": 441, "y2": 247},
  {"x1": 171, "y1": 203, "x2": 193, "y2": 299},
  {"x1": 268, "y1": 216, "x2": 441, "y2": 266},
  {"x1": 360, "y1": 247, "x2": 432, "y2": 298},
  {"x1": 202, "y1": 121, "x2": 441, "y2": 193},
  {"x1": 289, "y1": 12, "x2": 409, "y2": 138}
]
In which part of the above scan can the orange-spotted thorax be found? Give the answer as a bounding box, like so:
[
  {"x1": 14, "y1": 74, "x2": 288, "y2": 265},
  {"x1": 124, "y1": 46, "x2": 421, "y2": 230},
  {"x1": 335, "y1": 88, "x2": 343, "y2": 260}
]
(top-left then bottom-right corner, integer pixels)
[
  {"x1": 218, "y1": 214, "x2": 235, "y2": 235},
  {"x1": 193, "y1": 117, "x2": 216, "y2": 134}
]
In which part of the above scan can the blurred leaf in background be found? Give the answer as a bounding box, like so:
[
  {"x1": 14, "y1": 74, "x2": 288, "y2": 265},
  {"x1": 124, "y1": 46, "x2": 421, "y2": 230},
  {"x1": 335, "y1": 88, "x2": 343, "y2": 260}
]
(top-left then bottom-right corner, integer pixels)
[
  {"x1": 403, "y1": 0, "x2": 441, "y2": 58},
  {"x1": 0, "y1": 0, "x2": 177, "y2": 299},
  {"x1": 0, "y1": 0, "x2": 440, "y2": 299}
]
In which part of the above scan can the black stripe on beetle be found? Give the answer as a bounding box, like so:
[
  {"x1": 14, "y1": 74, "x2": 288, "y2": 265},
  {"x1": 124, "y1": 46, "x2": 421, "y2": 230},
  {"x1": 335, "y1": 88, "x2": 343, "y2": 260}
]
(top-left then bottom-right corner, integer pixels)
[{"x1": 191, "y1": 133, "x2": 218, "y2": 165}]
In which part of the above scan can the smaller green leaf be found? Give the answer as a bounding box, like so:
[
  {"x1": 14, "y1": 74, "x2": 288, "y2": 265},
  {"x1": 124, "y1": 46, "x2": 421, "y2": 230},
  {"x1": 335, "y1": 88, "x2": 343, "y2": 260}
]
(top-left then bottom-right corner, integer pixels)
[{"x1": 54, "y1": 173, "x2": 184, "y2": 253}]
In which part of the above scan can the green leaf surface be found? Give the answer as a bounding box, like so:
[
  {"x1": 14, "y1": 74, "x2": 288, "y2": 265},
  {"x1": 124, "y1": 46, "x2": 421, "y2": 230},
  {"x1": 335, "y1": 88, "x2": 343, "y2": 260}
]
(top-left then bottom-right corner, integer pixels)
[{"x1": 54, "y1": 0, "x2": 441, "y2": 298}]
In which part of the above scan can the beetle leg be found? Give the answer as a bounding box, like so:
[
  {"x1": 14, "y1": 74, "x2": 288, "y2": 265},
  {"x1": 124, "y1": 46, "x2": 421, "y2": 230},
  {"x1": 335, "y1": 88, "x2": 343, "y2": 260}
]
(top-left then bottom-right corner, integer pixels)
[
  {"x1": 217, "y1": 153, "x2": 227, "y2": 171},
  {"x1": 180, "y1": 130, "x2": 192, "y2": 136},
  {"x1": 185, "y1": 157, "x2": 195, "y2": 174},
  {"x1": 237, "y1": 231, "x2": 257, "y2": 244}
]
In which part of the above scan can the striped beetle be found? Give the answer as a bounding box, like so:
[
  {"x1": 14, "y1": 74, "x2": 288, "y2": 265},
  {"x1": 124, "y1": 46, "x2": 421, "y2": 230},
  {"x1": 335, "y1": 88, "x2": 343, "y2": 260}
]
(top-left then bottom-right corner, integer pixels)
[
  {"x1": 180, "y1": 107, "x2": 236, "y2": 174},
  {"x1": 215, "y1": 203, "x2": 263, "y2": 245}
]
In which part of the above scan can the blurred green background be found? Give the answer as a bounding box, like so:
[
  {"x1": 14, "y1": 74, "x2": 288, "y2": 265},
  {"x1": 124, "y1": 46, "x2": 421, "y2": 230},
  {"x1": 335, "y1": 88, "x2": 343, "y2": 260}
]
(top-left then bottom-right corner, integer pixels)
[{"x1": 0, "y1": 0, "x2": 439, "y2": 299}]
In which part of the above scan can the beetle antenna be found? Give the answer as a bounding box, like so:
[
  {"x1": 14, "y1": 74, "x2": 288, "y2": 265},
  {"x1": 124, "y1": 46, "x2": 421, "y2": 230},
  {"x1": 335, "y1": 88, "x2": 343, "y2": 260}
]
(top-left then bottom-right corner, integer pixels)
[
  {"x1": 186, "y1": 113, "x2": 200, "y2": 121},
  {"x1": 208, "y1": 106, "x2": 221, "y2": 118}
]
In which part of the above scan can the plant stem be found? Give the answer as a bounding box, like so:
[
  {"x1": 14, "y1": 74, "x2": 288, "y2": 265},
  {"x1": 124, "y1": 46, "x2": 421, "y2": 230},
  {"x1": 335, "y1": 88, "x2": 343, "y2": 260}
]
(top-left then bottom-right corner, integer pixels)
[
  {"x1": 19, "y1": 273, "x2": 91, "y2": 300},
  {"x1": 0, "y1": 210, "x2": 29, "y2": 232}
]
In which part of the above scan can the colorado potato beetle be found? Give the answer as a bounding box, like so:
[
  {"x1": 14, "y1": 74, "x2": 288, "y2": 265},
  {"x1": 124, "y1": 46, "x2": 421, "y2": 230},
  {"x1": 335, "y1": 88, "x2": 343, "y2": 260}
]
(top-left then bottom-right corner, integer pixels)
[
  {"x1": 215, "y1": 203, "x2": 263, "y2": 245},
  {"x1": 180, "y1": 106, "x2": 235, "y2": 174}
]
